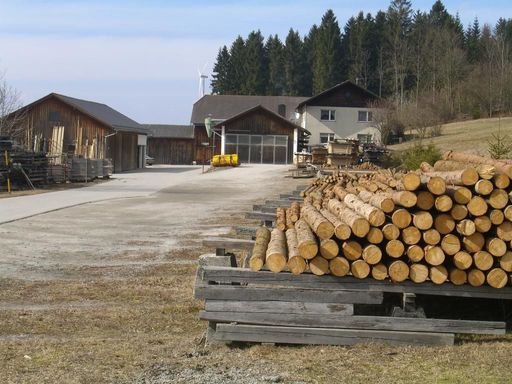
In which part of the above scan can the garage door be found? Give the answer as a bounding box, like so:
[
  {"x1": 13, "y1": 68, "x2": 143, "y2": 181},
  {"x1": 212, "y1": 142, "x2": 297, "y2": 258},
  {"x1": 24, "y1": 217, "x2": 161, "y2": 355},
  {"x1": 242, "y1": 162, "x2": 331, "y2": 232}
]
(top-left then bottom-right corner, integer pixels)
[{"x1": 225, "y1": 134, "x2": 288, "y2": 164}]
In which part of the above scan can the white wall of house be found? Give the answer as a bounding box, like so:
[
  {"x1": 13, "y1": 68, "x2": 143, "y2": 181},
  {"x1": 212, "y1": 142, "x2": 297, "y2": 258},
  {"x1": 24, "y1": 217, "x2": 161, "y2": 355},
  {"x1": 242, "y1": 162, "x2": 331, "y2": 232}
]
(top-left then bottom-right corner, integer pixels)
[{"x1": 300, "y1": 106, "x2": 377, "y2": 146}]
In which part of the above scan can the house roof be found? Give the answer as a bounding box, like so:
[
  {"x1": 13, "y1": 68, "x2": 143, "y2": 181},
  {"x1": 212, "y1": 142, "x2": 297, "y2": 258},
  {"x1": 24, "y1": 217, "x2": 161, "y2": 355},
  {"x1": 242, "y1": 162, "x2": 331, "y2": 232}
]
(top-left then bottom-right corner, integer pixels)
[
  {"x1": 214, "y1": 105, "x2": 310, "y2": 135},
  {"x1": 14, "y1": 93, "x2": 148, "y2": 134},
  {"x1": 143, "y1": 124, "x2": 194, "y2": 139},
  {"x1": 190, "y1": 94, "x2": 308, "y2": 125},
  {"x1": 297, "y1": 80, "x2": 380, "y2": 109}
]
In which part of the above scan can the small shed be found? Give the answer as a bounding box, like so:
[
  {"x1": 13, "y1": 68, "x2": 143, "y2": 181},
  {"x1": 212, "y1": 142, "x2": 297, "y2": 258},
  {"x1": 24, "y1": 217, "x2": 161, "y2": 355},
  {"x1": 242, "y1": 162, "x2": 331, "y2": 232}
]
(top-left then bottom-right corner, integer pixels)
[{"x1": 144, "y1": 124, "x2": 195, "y2": 164}]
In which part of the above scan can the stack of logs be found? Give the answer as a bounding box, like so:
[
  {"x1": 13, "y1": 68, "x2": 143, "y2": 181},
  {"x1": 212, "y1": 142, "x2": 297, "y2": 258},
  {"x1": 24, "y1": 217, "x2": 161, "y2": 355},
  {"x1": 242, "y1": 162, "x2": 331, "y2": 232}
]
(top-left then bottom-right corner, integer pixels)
[{"x1": 249, "y1": 151, "x2": 512, "y2": 289}]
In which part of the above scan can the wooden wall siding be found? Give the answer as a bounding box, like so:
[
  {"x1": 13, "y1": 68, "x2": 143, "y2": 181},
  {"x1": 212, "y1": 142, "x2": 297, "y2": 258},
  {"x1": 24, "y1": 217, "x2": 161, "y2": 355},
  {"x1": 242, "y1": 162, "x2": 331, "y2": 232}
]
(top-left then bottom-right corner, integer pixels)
[
  {"x1": 306, "y1": 84, "x2": 378, "y2": 108},
  {"x1": 194, "y1": 126, "x2": 213, "y2": 164},
  {"x1": 21, "y1": 97, "x2": 110, "y2": 159},
  {"x1": 108, "y1": 133, "x2": 138, "y2": 173},
  {"x1": 147, "y1": 138, "x2": 194, "y2": 164},
  {"x1": 222, "y1": 110, "x2": 294, "y2": 163}
]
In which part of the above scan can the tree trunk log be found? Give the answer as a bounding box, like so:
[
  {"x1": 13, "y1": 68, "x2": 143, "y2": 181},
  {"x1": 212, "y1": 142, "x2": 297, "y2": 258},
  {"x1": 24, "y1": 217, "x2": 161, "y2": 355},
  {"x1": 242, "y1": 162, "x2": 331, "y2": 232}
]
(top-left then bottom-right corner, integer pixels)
[
  {"x1": 423, "y1": 228, "x2": 441, "y2": 245},
  {"x1": 319, "y1": 239, "x2": 339, "y2": 260},
  {"x1": 424, "y1": 245, "x2": 445, "y2": 266},
  {"x1": 309, "y1": 256, "x2": 329, "y2": 276},
  {"x1": 488, "y1": 189, "x2": 509, "y2": 209},
  {"x1": 362, "y1": 244, "x2": 382, "y2": 265},
  {"x1": 434, "y1": 214, "x2": 455, "y2": 234},
  {"x1": 320, "y1": 209, "x2": 351, "y2": 240},
  {"x1": 416, "y1": 190, "x2": 435, "y2": 210},
  {"x1": 420, "y1": 174, "x2": 446, "y2": 195},
  {"x1": 351, "y1": 259, "x2": 370, "y2": 279},
  {"x1": 402, "y1": 226, "x2": 421, "y2": 245},
  {"x1": 434, "y1": 195, "x2": 453, "y2": 212},
  {"x1": 366, "y1": 227, "x2": 384, "y2": 244},
  {"x1": 473, "y1": 251, "x2": 494, "y2": 271},
  {"x1": 489, "y1": 209, "x2": 504, "y2": 225},
  {"x1": 499, "y1": 251, "x2": 512, "y2": 272},
  {"x1": 371, "y1": 263, "x2": 388, "y2": 280},
  {"x1": 358, "y1": 190, "x2": 395, "y2": 213},
  {"x1": 385, "y1": 239, "x2": 405, "y2": 258},
  {"x1": 497, "y1": 221, "x2": 512, "y2": 241},
  {"x1": 463, "y1": 232, "x2": 485, "y2": 253},
  {"x1": 294, "y1": 219, "x2": 318, "y2": 260},
  {"x1": 493, "y1": 174, "x2": 510, "y2": 189},
  {"x1": 430, "y1": 265, "x2": 448, "y2": 285},
  {"x1": 474, "y1": 215, "x2": 492, "y2": 233},
  {"x1": 382, "y1": 223, "x2": 400, "y2": 240},
  {"x1": 329, "y1": 256, "x2": 350, "y2": 277},
  {"x1": 468, "y1": 268, "x2": 486, "y2": 287},
  {"x1": 342, "y1": 240, "x2": 363, "y2": 261},
  {"x1": 265, "y1": 228, "x2": 287, "y2": 273},
  {"x1": 249, "y1": 227, "x2": 271, "y2": 271},
  {"x1": 443, "y1": 150, "x2": 512, "y2": 178},
  {"x1": 401, "y1": 172, "x2": 421, "y2": 191},
  {"x1": 474, "y1": 179, "x2": 494, "y2": 195},
  {"x1": 289, "y1": 201, "x2": 300, "y2": 222},
  {"x1": 388, "y1": 260, "x2": 409, "y2": 282},
  {"x1": 413, "y1": 211, "x2": 433, "y2": 230},
  {"x1": 409, "y1": 263, "x2": 429, "y2": 283},
  {"x1": 276, "y1": 208, "x2": 286, "y2": 231},
  {"x1": 392, "y1": 208, "x2": 412, "y2": 229},
  {"x1": 486, "y1": 268, "x2": 508, "y2": 288},
  {"x1": 343, "y1": 193, "x2": 385, "y2": 227},
  {"x1": 456, "y1": 219, "x2": 476, "y2": 236},
  {"x1": 486, "y1": 237, "x2": 507, "y2": 257},
  {"x1": 450, "y1": 204, "x2": 468, "y2": 221},
  {"x1": 301, "y1": 204, "x2": 335, "y2": 240},
  {"x1": 445, "y1": 186, "x2": 472, "y2": 204},
  {"x1": 449, "y1": 268, "x2": 467, "y2": 285},
  {"x1": 285, "y1": 229, "x2": 307, "y2": 275},
  {"x1": 407, "y1": 244, "x2": 424, "y2": 262},
  {"x1": 327, "y1": 199, "x2": 370, "y2": 237},
  {"x1": 440, "y1": 234, "x2": 461, "y2": 255}
]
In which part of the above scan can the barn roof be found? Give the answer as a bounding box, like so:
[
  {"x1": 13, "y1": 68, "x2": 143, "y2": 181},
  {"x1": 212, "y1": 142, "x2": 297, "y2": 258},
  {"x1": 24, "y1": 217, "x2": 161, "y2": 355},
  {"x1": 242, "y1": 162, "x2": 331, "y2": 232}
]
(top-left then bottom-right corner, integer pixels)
[
  {"x1": 190, "y1": 94, "x2": 307, "y2": 125},
  {"x1": 14, "y1": 93, "x2": 148, "y2": 134},
  {"x1": 143, "y1": 124, "x2": 194, "y2": 139}
]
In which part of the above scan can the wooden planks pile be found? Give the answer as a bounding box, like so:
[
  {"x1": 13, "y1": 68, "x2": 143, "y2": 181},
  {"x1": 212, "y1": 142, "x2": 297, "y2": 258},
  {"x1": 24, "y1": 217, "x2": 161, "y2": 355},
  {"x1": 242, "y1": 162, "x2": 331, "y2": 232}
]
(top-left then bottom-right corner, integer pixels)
[{"x1": 251, "y1": 151, "x2": 512, "y2": 290}]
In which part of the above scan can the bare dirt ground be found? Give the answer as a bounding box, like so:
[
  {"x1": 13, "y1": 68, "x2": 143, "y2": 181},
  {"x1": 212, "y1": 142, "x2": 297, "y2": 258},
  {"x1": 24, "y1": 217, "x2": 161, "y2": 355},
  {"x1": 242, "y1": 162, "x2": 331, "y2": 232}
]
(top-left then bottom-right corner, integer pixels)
[{"x1": 1, "y1": 164, "x2": 511, "y2": 384}]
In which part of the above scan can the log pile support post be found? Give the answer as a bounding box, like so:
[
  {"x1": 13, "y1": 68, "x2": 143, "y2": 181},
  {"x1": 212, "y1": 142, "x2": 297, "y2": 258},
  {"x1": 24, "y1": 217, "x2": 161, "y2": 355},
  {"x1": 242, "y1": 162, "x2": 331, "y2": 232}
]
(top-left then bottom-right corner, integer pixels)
[{"x1": 391, "y1": 293, "x2": 426, "y2": 318}]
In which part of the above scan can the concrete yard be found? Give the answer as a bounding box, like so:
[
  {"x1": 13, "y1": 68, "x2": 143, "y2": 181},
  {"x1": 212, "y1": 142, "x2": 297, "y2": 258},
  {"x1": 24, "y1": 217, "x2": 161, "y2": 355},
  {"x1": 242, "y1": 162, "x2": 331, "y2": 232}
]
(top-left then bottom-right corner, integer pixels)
[{"x1": 1, "y1": 165, "x2": 512, "y2": 384}]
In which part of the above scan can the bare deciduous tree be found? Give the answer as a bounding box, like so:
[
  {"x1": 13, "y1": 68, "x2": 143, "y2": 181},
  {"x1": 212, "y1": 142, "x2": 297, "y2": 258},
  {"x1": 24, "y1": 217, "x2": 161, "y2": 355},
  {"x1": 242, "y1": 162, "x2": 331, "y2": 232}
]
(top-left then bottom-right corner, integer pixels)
[{"x1": 0, "y1": 74, "x2": 26, "y2": 145}]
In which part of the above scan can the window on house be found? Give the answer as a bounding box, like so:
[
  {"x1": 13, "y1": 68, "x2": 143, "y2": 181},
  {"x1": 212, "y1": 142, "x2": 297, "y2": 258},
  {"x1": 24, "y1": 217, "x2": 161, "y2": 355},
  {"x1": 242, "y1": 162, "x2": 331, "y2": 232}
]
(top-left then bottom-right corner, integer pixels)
[
  {"x1": 320, "y1": 109, "x2": 336, "y2": 121},
  {"x1": 358, "y1": 110, "x2": 373, "y2": 122},
  {"x1": 357, "y1": 133, "x2": 372, "y2": 144},
  {"x1": 320, "y1": 133, "x2": 335, "y2": 144}
]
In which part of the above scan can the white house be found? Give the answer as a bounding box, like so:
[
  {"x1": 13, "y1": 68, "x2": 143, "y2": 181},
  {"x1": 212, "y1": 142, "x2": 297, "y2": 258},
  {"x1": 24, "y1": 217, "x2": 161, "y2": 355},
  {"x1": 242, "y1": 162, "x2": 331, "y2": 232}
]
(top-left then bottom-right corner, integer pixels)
[{"x1": 296, "y1": 81, "x2": 381, "y2": 147}]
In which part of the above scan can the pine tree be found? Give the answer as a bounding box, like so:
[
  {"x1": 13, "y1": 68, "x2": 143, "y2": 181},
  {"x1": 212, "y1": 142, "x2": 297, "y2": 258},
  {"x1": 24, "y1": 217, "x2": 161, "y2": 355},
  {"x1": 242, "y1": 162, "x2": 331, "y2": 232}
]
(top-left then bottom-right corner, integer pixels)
[
  {"x1": 302, "y1": 25, "x2": 318, "y2": 96},
  {"x1": 312, "y1": 10, "x2": 343, "y2": 94},
  {"x1": 265, "y1": 35, "x2": 285, "y2": 95},
  {"x1": 342, "y1": 12, "x2": 372, "y2": 87},
  {"x1": 283, "y1": 29, "x2": 306, "y2": 96},
  {"x1": 229, "y1": 36, "x2": 247, "y2": 95},
  {"x1": 243, "y1": 30, "x2": 267, "y2": 95},
  {"x1": 466, "y1": 17, "x2": 482, "y2": 63},
  {"x1": 211, "y1": 46, "x2": 232, "y2": 94}
]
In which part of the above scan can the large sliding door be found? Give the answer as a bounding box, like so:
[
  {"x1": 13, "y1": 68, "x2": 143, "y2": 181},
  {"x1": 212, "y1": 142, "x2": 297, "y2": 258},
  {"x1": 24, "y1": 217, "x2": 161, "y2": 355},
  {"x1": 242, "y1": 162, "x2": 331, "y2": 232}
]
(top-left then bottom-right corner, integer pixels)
[{"x1": 225, "y1": 134, "x2": 288, "y2": 164}]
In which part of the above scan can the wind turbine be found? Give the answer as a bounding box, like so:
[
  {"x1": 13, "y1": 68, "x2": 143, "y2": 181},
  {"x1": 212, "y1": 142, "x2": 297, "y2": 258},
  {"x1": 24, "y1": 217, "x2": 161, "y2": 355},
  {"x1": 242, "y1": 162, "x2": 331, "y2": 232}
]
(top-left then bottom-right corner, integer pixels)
[{"x1": 198, "y1": 62, "x2": 208, "y2": 98}]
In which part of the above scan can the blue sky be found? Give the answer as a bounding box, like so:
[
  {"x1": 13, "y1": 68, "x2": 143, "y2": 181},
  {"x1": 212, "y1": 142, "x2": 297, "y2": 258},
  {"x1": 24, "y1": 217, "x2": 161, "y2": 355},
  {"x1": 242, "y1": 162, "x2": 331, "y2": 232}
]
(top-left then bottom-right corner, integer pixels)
[{"x1": 0, "y1": 0, "x2": 509, "y2": 124}]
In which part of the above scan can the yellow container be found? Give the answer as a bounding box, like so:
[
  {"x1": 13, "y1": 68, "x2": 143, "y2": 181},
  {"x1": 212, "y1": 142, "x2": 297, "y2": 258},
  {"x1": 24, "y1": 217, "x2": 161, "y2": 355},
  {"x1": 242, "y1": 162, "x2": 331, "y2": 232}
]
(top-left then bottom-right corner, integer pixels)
[
  {"x1": 229, "y1": 154, "x2": 239, "y2": 166},
  {"x1": 211, "y1": 154, "x2": 239, "y2": 167},
  {"x1": 211, "y1": 155, "x2": 221, "y2": 166}
]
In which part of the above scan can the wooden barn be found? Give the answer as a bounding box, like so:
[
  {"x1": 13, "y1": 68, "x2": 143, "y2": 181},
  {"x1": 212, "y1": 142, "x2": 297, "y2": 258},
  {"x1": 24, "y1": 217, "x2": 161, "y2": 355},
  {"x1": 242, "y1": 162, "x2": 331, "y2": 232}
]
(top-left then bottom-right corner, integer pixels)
[
  {"x1": 10, "y1": 93, "x2": 148, "y2": 173},
  {"x1": 214, "y1": 105, "x2": 306, "y2": 164},
  {"x1": 144, "y1": 124, "x2": 195, "y2": 164}
]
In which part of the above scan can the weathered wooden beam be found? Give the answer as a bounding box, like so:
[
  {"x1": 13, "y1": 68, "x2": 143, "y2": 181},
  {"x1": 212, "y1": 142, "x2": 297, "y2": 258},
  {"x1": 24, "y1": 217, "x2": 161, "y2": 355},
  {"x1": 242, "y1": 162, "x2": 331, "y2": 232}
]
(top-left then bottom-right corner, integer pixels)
[
  {"x1": 194, "y1": 285, "x2": 383, "y2": 304},
  {"x1": 202, "y1": 237, "x2": 254, "y2": 251},
  {"x1": 200, "y1": 266, "x2": 512, "y2": 300},
  {"x1": 245, "y1": 211, "x2": 276, "y2": 221},
  {"x1": 204, "y1": 300, "x2": 354, "y2": 316},
  {"x1": 214, "y1": 324, "x2": 454, "y2": 346},
  {"x1": 200, "y1": 311, "x2": 505, "y2": 335}
]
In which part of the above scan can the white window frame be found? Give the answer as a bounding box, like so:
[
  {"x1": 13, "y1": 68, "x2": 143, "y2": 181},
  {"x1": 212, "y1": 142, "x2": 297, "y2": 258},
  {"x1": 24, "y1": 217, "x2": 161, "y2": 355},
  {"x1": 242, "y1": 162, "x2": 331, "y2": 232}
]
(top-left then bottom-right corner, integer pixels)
[
  {"x1": 320, "y1": 109, "x2": 336, "y2": 121},
  {"x1": 358, "y1": 110, "x2": 373, "y2": 122},
  {"x1": 320, "y1": 133, "x2": 335, "y2": 144}
]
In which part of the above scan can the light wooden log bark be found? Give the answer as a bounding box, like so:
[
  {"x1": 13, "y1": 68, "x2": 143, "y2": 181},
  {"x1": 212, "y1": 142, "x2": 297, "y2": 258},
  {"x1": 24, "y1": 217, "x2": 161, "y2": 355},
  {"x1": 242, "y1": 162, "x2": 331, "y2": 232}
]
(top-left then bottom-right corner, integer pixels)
[
  {"x1": 450, "y1": 204, "x2": 468, "y2": 221},
  {"x1": 473, "y1": 251, "x2": 494, "y2": 271},
  {"x1": 467, "y1": 196, "x2": 488, "y2": 216},
  {"x1": 309, "y1": 256, "x2": 329, "y2": 276},
  {"x1": 295, "y1": 219, "x2": 318, "y2": 260},
  {"x1": 265, "y1": 228, "x2": 287, "y2": 273},
  {"x1": 420, "y1": 174, "x2": 446, "y2": 195},
  {"x1": 329, "y1": 256, "x2": 350, "y2": 277},
  {"x1": 486, "y1": 268, "x2": 508, "y2": 288},
  {"x1": 362, "y1": 244, "x2": 382, "y2": 265},
  {"x1": 401, "y1": 172, "x2": 421, "y2": 191},
  {"x1": 366, "y1": 227, "x2": 384, "y2": 244},
  {"x1": 440, "y1": 234, "x2": 461, "y2": 256},
  {"x1": 416, "y1": 191, "x2": 435, "y2": 210},
  {"x1": 289, "y1": 202, "x2": 300, "y2": 222},
  {"x1": 320, "y1": 239, "x2": 339, "y2": 260},
  {"x1": 285, "y1": 208, "x2": 294, "y2": 229},
  {"x1": 430, "y1": 265, "x2": 448, "y2": 285},
  {"x1": 434, "y1": 160, "x2": 486, "y2": 180},
  {"x1": 333, "y1": 185, "x2": 348, "y2": 201},
  {"x1": 489, "y1": 209, "x2": 505, "y2": 225},
  {"x1": 249, "y1": 227, "x2": 271, "y2": 271},
  {"x1": 392, "y1": 209, "x2": 412, "y2": 229},
  {"x1": 468, "y1": 269, "x2": 486, "y2": 287},
  {"x1": 443, "y1": 150, "x2": 512, "y2": 178},
  {"x1": 424, "y1": 245, "x2": 445, "y2": 266},
  {"x1": 301, "y1": 204, "x2": 335, "y2": 240},
  {"x1": 413, "y1": 211, "x2": 433, "y2": 230},
  {"x1": 434, "y1": 214, "x2": 455, "y2": 234},
  {"x1": 285, "y1": 229, "x2": 307, "y2": 275},
  {"x1": 475, "y1": 179, "x2": 494, "y2": 196},
  {"x1": 456, "y1": 219, "x2": 476, "y2": 236},
  {"x1": 504, "y1": 205, "x2": 512, "y2": 222},
  {"x1": 499, "y1": 251, "x2": 512, "y2": 272},
  {"x1": 493, "y1": 174, "x2": 510, "y2": 189},
  {"x1": 388, "y1": 260, "x2": 409, "y2": 282},
  {"x1": 371, "y1": 263, "x2": 388, "y2": 280},
  {"x1": 449, "y1": 268, "x2": 467, "y2": 286},
  {"x1": 351, "y1": 259, "x2": 370, "y2": 279},
  {"x1": 407, "y1": 244, "x2": 424, "y2": 262},
  {"x1": 342, "y1": 240, "x2": 363, "y2": 261},
  {"x1": 488, "y1": 189, "x2": 509, "y2": 209},
  {"x1": 409, "y1": 263, "x2": 429, "y2": 283},
  {"x1": 385, "y1": 239, "x2": 405, "y2": 258},
  {"x1": 402, "y1": 226, "x2": 421, "y2": 245},
  {"x1": 343, "y1": 194, "x2": 386, "y2": 227},
  {"x1": 426, "y1": 169, "x2": 479, "y2": 186},
  {"x1": 463, "y1": 232, "x2": 485, "y2": 253},
  {"x1": 384, "y1": 191, "x2": 417, "y2": 208},
  {"x1": 497, "y1": 221, "x2": 512, "y2": 241},
  {"x1": 486, "y1": 238, "x2": 507, "y2": 257},
  {"x1": 320, "y1": 209, "x2": 351, "y2": 240},
  {"x1": 327, "y1": 199, "x2": 370, "y2": 238},
  {"x1": 382, "y1": 223, "x2": 400, "y2": 241},
  {"x1": 453, "y1": 251, "x2": 473, "y2": 270},
  {"x1": 358, "y1": 190, "x2": 395, "y2": 213},
  {"x1": 445, "y1": 186, "x2": 472, "y2": 204},
  {"x1": 423, "y1": 229, "x2": 441, "y2": 245},
  {"x1": 435, "y1": 195, "x2": 453, "y2": 212},
  {"x1": 474, "y1": 215, "x2": 492, "y2": 233},
  {"x1": 276, "y1": 208, "x2": 287, "y2": 231}
]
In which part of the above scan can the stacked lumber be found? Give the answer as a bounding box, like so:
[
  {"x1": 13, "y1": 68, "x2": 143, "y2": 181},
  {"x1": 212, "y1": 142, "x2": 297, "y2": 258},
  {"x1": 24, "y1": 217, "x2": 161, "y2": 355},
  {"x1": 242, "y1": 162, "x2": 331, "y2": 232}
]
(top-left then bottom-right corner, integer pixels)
[{"x1": 253, "y1": 152, "x2": 512, "y2": 289}]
